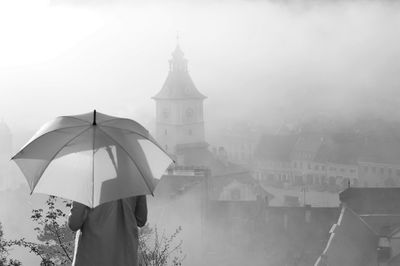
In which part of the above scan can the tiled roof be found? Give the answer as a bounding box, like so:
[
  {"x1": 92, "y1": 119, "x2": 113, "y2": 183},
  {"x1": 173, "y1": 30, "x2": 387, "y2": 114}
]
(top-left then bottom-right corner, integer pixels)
[
  {"x1": 208, "y1": 171, "x2": 273, "y2": 200},
  {"x1": 315, "y1": 207, "x2": 378, "y2": 266},
  {"x1": 340, "y1": 188, "x2": 400, "y2": 214},
  {"x1": 316, "y1": 188, "x2": 400, "y2": 265},
  {"x1": 256, "y1": 129, "x2": 400, "y2": 166},
  {"x1": 175, "y1": 142, "x2": 243, "y2": 176},
  {"x1": 360, "y1": 215, "x2": 400, "y2": 236},
  {"x1": 314, "y1": 139, "x2": 360, "y2": 165},
  {"x1": 293, "y1": 133, "x2": 323, "y2": 154},
  {"x1": 254, "y1": 134, "x2": 298, "y2": 161},
  {"x1": 358, "y1": 138, "x2": 400, "y2": 165},
  {"x1": 154, "y1": 174, "x2": 201, "y2": 198}
]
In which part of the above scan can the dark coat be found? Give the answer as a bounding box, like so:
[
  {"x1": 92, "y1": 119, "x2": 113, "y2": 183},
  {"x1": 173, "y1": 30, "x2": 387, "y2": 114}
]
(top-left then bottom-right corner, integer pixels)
[{"x1": 68, "y1": 196, "x2": 147, "y2": 266}]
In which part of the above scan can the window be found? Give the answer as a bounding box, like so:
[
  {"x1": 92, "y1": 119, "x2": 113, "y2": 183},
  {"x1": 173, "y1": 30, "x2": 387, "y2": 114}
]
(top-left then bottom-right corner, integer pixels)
[
  {"x1": 295, "y1": 176, "x2": 303, "y2": 185},
  {"x1": 267, "y1": 174, "x2": 274, "y2": 182},
  {"x1": 340, "y1": 168, "x2": 345, "y2": 173},
  {"x1": 397, "y1": 169, "x2": 400, "y2": 177},
  {"x1": 364, "y1": 166, "x2": 368, "y2": 173},
  {"x1": 308, "y1": 163, "x2": 311, "y2": 170},
  {"x1": 322, "y1": 165, "x2": 326, "y2": 171},
  {"x1": 165, "y1": 145, "x2": 168, "y2": 151},
  {"x1": 342, "y1": 178, "x2": 350, "y2": 188},
  {"x1": 315, "y1": 165, "x2": 319, "y2": 170},
  {"x1": 307, "y1": 175, "x2": 313, "y2": 185},
  {"x1": 372, "y1": 167, "x2": 376, "y2": 173},
  {"x1": 230, "y1": 188, "x2": 241, "y2": 200},
  {"x1": 164, "y1": 129, "x2": 168, "y2": 135},
  {"x1": 188, "y1": 129, "x2": 192, "y2": 135},
  {"x1": 388, "y1": 168, "x2": 392, "y2": 176},
  {"x1": 381, "y1": 168, "x2": 384, "y2": 175}
]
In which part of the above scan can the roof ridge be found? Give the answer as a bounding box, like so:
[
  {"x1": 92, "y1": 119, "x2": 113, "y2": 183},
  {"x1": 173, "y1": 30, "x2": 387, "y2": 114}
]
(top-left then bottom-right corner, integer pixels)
[{"x1": 344, "y1": 205, "x2": 379, "y2": 235}]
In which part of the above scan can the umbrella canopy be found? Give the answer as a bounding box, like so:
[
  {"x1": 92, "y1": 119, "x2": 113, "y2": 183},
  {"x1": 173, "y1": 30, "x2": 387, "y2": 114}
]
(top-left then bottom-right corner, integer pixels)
[{"x1": 12, "y1": 110, "x2": 174, "y2": 208}]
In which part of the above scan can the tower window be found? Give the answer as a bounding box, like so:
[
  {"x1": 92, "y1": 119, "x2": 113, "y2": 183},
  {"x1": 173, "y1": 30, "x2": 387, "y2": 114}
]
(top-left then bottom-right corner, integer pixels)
[
  {"x1": 162, "y1": 108, "x2": 170, "y2": 119},
  {"x1": 164, "y1": 129, "x2": 167, "y2": 135},
  {"x1": 231, "y1": 188, "x2": 241, "y2": 200}
]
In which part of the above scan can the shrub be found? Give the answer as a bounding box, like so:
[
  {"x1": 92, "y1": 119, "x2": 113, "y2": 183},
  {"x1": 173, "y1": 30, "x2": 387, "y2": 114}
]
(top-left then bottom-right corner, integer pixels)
[{"x1": 139, "y1": 224, "x2": 185, "y2": 266}]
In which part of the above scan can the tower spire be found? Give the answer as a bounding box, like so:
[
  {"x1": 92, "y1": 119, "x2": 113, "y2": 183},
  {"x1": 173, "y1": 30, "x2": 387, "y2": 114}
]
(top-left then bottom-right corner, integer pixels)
[
  {"x1": 169, "y1": 34, "x2": 187, "y2": 73},
  {"x1": 153, "y1": 40, "x2": 206, "y2": 100}
]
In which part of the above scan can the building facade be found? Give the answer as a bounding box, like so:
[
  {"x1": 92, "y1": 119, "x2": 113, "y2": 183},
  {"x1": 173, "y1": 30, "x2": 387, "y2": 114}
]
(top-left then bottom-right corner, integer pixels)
[{"x1": 253, "y1": 133, "x2": 364, "y2": 191}]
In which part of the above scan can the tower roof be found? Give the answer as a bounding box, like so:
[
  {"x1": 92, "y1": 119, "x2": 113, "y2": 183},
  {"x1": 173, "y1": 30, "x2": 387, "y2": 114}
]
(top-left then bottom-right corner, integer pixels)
[{"x1": 153, "y1": 45, "x2": 206, "y2": 100}]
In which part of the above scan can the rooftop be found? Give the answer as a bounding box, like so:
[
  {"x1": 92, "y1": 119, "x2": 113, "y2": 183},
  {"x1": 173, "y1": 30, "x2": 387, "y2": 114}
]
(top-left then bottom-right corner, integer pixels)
[{"x1": 153, "y1": 45, "x2": 206, "y2": 100}]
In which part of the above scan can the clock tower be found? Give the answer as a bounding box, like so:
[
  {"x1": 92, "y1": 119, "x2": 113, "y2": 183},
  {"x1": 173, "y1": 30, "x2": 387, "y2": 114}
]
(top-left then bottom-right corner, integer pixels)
[{"x1": 153, "y1": 44, "x2": 207, "y2": 155}]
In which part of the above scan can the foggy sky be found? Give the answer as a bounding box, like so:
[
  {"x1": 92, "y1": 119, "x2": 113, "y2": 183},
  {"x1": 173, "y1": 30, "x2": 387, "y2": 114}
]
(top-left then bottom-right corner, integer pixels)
[
  {"x1": 1, "y1": 0, "x2": 400, "y2": 140},
  {"x1": 1, "y1": 1, "x2": 400, "y2": 264}
]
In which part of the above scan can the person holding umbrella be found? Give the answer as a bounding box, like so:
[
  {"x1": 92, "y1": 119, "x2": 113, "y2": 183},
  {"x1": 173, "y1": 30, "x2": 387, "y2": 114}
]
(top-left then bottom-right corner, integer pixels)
[
  {"x1": 68, "y1": 143, "x2": 149, "y2": 266},
  {"x1": 68, "y1": 195, "x2": 147, "y2": 266},
  {"x1": 12, "y1": 111, "x2": 174, "y2": 266}
]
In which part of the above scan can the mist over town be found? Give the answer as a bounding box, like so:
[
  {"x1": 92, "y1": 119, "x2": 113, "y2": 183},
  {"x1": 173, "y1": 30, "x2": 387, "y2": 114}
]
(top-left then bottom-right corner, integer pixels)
[{"x1": 1, "y1": 0, "x2": 400, "y2": 265}]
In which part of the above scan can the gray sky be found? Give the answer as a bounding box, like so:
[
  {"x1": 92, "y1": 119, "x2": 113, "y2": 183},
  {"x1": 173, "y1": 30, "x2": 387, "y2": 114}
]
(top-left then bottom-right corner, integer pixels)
[
  {"x1": 1, "y1": 0, "x2": 400, "y2": 136},
  {"x1": 1, "y1": 2, "x2": 400, "y2": 263}
]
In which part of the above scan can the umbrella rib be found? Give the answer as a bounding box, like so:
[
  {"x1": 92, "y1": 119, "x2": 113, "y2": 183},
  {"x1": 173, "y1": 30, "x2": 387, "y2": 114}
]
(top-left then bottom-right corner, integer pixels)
[
  {"x1": 12, "y1": 125, "x2": 90, "y2": 159},
  {"x1": 60, "y1": 116, "x2": 91, "y2": 124},
  {"x1": 99, "y1": 125, "x2": 149, "y2": 142},
  {"x1": 99, "y1": 124, "x2": 174, "y2": 162},
  {"x1": 96, "y1": 127, "x2": 155, "y2": 196},
  {"x1": 33, "y1": 126, "x2": 92, "y2": 192},
  {"x1": 99, "y1": 117, "x2": 141, "y2": 125}
]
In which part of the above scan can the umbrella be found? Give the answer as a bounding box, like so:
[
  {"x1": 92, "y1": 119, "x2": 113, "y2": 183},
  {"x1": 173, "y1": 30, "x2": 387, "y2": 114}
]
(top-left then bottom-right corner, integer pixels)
[{"x1": 12, "y1": 110, "x2": 174, "y2": 208}]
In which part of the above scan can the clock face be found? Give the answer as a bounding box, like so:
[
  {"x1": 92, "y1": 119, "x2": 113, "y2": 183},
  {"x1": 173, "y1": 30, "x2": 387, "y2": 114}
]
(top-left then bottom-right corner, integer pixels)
[
  {"x1": 185, "y1": 108, "x2": 194, "y2": 119},
  {"x1": 162, "y1": 108, "x2": 170, "y2": 119}
]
